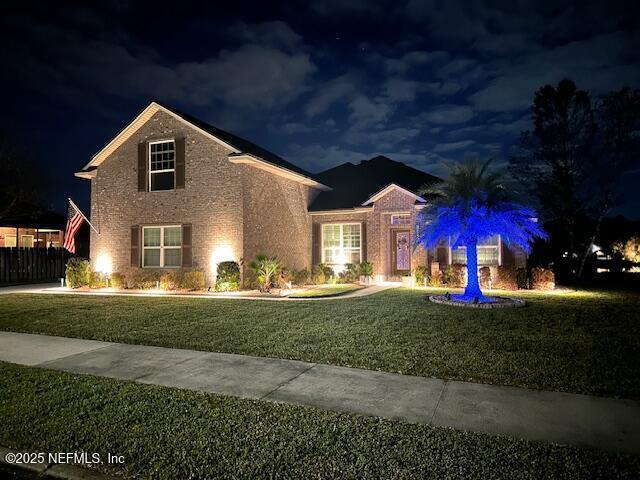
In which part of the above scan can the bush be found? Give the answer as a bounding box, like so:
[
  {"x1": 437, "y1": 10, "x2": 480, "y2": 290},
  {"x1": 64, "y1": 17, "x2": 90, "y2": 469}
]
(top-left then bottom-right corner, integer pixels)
[
  {"x1": 493, "y1": 266, "x2": 518, "y2": 290},
  {"x1": 339, "y1": 263, "x2": 359, "y2": 283},
  {"x1": 443, "y1": 264, "x2": 466, "y2": 287},
  {"x1": 275, "y1": 267, "x2": 292, "y2": 289},
  {"x1": 127, "y1": 270, "x2": 160, "y2": 290},
  {"x1": 531, "y1": 267, "x2": 555, "y2": 290},
  {"x1": 428, "y1": 270, "x2": 443, "y2": 287},
  {"x1": 479, "y1": 266, "x2": 492, "y2": 290},
  {"x1": 359, "y1": 261, "x2": 374, "y2": 277},
  {"x1": 182, "y1": 270, "x2": 206, "y2": 291},
  {"x1": 292, "y1": 268, "x2": 310, "y2": 286},
  {"x1": 89, "y1": 271, "x2": 107, "y2": 289},
  {"x1": 311, "y1": 263, "x2": 334, "y2": 284},
  {"x1": 413, "y1": 265, "x2": 430, "y2": 286},
  {"x1": 516, "y1": 268, "x2": 528, "y2": 290},
  {"x1": 65, "y1": 258, "x2": 91, "y2": 288},
  {"x1": 216, "y1": 261, "x2": 240, "y2": 291},
  {"x1": 248, "y1": 254, "x2": 281, "y2": 293},
  {"x1": 160, "y1": 271, "x2": 181, "y2": 291},
  {"x1": 110, "y1": 272, "x2": 125, "y2": 289}
]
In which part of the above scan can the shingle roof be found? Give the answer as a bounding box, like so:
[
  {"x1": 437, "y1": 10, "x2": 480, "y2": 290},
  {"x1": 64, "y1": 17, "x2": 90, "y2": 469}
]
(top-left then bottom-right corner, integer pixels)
[
  {"x1": 0, "y1": 202, "x2": 66, "y2": 229},
  {"x1": 158, "y1": 103, "x2": 323, "y2": 183},
  {"x1": 309, "y1": 155, "x2": 441, "y2": 211}
]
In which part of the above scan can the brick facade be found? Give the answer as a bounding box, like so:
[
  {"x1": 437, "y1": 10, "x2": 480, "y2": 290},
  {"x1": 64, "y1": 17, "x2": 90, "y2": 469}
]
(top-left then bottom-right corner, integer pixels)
[{"x1": 89, "y1": 110, "x2": 316, "y2": 283}]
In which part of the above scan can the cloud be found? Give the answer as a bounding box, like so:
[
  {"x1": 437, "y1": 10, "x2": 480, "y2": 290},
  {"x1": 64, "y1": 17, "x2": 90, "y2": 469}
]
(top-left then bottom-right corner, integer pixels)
[
  {"x1": 345, "y1": 127, "x2": 421, "y2": 150},
  {"x1": 228, "y1": 21, "x2": 302, "y2": 50},
  {"x1": 305, "y1": 74, "x2": 357, "y2": 117},
  {"x1": 468, "y1": 31, "x2": 640, "y2": 112},
  {"x1": 383, "y1": 78, "x2": 420, "y2": 102},
  {"x1": 423, "y1": 104, "x2": 475, "y2": 124},
  {"x1": 6, "y1": 18, "x2": 316, "y2": 111},
  {"x1": 383, "y1": 50, "x2": 449, "y2": 74},
  {"x1": 285, "y1": 143, "x2": 367, "y2": 172},
  {"x1": 433, "y1": 140, "x2": 475, "y2": 152},
  {"x1": 348, "y1": 95, "x2": 392, "y2": 129}
]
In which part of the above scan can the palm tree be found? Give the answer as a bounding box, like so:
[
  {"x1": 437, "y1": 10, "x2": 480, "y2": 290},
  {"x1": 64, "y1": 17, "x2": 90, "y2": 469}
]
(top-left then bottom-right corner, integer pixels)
[{"x1": 416, "y1": 159, "x2": 547, "y2": 300}]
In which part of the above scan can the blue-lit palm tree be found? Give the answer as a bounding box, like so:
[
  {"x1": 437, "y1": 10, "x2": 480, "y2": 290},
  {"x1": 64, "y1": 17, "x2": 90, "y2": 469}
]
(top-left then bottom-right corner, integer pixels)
[{"x1": 416, "y1": 159, "x2": 547, "y2": 301}]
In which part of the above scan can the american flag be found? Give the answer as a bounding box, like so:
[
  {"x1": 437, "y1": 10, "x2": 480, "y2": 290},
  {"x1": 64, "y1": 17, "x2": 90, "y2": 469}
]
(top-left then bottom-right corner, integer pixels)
[{"x1": 63, "y1": 201, "x2": 85, "y2": 254}]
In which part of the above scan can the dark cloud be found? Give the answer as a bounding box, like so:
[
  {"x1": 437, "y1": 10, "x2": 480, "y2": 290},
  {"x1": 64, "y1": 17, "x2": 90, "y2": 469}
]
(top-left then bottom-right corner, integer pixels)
[{"x1": 1, "y1": 0, "x2": 639, "y2": 218}]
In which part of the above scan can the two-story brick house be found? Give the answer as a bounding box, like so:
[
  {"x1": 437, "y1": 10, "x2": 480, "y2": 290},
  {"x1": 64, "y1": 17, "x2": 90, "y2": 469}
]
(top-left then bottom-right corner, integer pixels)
[{"x1": 76, "y1": 102, "x2": 525, "y2": 284}]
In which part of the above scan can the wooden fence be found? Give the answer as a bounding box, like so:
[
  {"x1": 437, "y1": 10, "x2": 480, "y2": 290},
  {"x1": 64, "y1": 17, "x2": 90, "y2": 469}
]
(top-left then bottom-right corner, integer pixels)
[{"x1": 0, "y1": 247, "x2": 67, "y2": 285}]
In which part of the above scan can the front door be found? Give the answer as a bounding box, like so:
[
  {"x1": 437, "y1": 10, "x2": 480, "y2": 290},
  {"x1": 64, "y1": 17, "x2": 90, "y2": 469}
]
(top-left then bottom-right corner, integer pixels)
[{"x1": 391, "y1": 229, "x2": 411, "y2": 275}]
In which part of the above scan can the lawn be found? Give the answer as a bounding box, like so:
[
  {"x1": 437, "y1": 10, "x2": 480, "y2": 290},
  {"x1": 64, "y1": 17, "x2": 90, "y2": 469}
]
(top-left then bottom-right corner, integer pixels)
[
  {"x1": 1, "y1": 362, "x2": 638, "y2": 479},
  {"x1": 288, "y1": 283, "x2": 363, "y2": 298},
  {"x1": 0, "y1": 288, "x2": 639, "y2": 398}
]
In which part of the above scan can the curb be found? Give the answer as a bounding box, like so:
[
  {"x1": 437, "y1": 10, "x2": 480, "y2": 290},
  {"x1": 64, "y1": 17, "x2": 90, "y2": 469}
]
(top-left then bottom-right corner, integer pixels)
[{"x1": 1, "y1": 446, "x2": 118, "y2": 479}]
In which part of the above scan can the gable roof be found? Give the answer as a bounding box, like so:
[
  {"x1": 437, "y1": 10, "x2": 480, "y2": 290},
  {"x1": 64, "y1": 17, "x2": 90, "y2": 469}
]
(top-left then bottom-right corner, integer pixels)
[
  {"x1": 308, "y1": 155, "x2": 441, "y2": 211},
  {"x1": 76, "y1": 102, "x2": 329, "y2": 189},
  {"x1": 0, "y1": 202, "x2": 66, "y2": 230}
]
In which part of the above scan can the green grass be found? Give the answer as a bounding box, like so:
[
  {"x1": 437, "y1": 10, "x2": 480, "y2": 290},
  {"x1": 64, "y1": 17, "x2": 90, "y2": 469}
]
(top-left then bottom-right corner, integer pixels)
[
  {"x1": 1, "y1": 362, "x2": 638, "y2": 479},
  {"x1": 0, "y1": 288, "x2": 639, "y2": 398},
  {"x1": 288, "y1": 283, "x2": 363, "y2": 298}
]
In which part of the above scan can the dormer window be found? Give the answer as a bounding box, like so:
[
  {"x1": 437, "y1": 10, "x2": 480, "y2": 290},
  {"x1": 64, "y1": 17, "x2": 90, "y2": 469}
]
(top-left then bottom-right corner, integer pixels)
[{"x1": 149, "y1": 140, "x2": 176, "y2": 191}]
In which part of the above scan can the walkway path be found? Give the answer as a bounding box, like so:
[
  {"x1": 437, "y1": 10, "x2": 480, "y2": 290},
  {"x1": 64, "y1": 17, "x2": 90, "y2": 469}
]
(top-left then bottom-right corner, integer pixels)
[
  {"x1": 0, "y1": 283, "x2": 396, "y2": 300},
  {"x1": 1, "y1": 331, "x2": 638, "y2": 455}
]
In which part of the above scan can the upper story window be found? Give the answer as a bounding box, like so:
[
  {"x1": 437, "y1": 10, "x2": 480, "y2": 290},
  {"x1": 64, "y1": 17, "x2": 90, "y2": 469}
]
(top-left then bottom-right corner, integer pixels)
[
  {"x1": 322, "y1": 223, "x2": 361, "y2": 266},
  {"x1": 149, "y1": 140, "x2": 175, "y2": 191},
  {"x1": 390, "y1": 214, "x2": 411, "y2": 225}
]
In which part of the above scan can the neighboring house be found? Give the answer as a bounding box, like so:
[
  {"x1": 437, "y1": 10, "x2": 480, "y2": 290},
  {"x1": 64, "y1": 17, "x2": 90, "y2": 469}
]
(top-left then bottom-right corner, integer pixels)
[
  {"x1": 0, "y1": 202, "x2": 65, "y2": 249},
  {"x1": 76, "y1": 102, "x2": 525, "y2": 283}
]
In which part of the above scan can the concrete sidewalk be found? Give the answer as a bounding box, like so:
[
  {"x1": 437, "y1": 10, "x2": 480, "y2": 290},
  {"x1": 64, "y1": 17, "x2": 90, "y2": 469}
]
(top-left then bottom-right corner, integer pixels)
[{"x1": 1, "y1": 331, "x2": 638, "y2": 455}]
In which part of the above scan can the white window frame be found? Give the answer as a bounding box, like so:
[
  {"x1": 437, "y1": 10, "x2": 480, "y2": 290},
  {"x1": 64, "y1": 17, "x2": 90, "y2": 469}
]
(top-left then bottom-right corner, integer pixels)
[
  {"x1": 390, "y1": 213, "x2": 411, "y2": 225},
  {"x1": 449, "y1": 235, "x2": 502, "y2": 266},
  {"x1": 142, "y1": 225, "x2": 182, "y2": 268},
  {"x1": 148, "y1": 139, "x2": 176, "y2": 192},
  {"x1": 320, "y1": 223, "x2": 362, "y2": 266}
]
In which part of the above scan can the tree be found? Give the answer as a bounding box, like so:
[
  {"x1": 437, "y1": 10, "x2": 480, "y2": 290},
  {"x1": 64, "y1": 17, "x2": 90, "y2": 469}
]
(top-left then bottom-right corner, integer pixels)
[
  {"x1": 511, "y1": 80, "x2": 640, "y2": 279},
  {"x1": 0, "y1": 136, "x2": 44, "y2": 220},
  {"x1": 621, "y1": 236, "x2": 640, "y2": 264},
  {"x1": 577, "y1": 88, "x2": 640, "y2": 276},
  {"x1": 510, "y1": 79, "x2": 595, "y2": 277},
  {"x1": 416, "y1": 160, "x2": 546, "y2": 300}
]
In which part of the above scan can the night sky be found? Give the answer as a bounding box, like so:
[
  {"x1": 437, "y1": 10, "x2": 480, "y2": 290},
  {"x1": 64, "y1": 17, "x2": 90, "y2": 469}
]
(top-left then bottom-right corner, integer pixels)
[{"x1": 1, "y1": 1, "x2": 639, "y2": 218}]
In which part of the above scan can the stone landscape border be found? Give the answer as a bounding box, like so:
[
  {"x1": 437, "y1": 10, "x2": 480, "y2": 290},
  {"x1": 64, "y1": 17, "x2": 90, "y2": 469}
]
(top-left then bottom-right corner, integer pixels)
[{"x1": 428, "y1": 294, "x2": 526, "y2": 309}]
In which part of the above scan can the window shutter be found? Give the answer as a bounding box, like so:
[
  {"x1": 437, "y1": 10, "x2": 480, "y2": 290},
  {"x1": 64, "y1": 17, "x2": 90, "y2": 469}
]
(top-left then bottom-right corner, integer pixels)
[
  {"x1": 175, "y1": 137, "x2": 185, "y2": 189},
  {"x1": 361, "y1": 221, "x2": 367, "y2": 262},
  {"x1": 130, "y1": 225, "x2": 140, "y2": 267},
  {"x1": 182, "y1": 223, "x2": 192, "y2": 267},
  {"x1": 312, "y1": 223, "x2": 321, "y2": 265},
  {"x1": 137, "y1": 143, "x2": 147, "y2": 192}
]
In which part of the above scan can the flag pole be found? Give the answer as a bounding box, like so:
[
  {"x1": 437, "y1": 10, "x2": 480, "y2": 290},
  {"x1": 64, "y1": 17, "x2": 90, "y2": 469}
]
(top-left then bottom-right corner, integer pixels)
[{"x1": 68, "y1": 198, "x2": 99, "y2": 234}]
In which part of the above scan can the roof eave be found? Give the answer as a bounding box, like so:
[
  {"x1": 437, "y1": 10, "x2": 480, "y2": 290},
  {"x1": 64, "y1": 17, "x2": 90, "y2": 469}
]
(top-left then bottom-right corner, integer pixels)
[{"x1": 229, "y1": 153, "x2": 331, "y2": 190}]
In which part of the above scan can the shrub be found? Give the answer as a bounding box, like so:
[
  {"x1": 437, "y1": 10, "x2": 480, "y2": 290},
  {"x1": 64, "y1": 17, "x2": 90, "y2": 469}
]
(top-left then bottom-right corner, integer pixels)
[
  {"x1": 65, "y1": 258, "x2": 91, "y2": 288},
  {"x1": 248, "y1": 254, "x2": 281, "y2": 293},
  {"x1": 479, "y1": 266, "x2": 492, "y2": 290},
  {"x1": 160, "y1": 271, "x2": 181, "y2": 290},
  {"x1": 311, "y1": 263, "x2": 334, "y2": 284},
  {"x1": 291, "y1": 268, "x2": 310, "y2": 286},
  {"x1": 427, "y1": 270, "x2": 443, "y2": 287},
  {"x1": 89, "y1": 271, "x2": 107, "y2": 289},
  {"x1": 531, "y1": 267, "x2": 555, "y2": 290},
  {"x1": 413, "y1": 265, "x2": 430, "y2": 286},
  {"x1": 622, "y1": 236, "x2": 640, "y2": 263},
  {"x1": 110, "y1": 272, "x2": 125, "y2": 289},
  {"x1": 359, "y1": 261, "x2": 374, "y2": 277},
  {"x1": 275, "y1": 267, "x2": 292, "y2": 289},
  {"x1": 493, "y1": 266, "x2": 518, "y2": 290},
  {"x1": 215, "y1": 261, "x2": 240, "y2": 292},
  {"x1": 182, "y1": 270, "x2": 206, "y2": 291},
  {"x1": 340, "y1": 263, "x2": 359, "y2": 283},
  {"x1": 516, "y1": 268, "x2": 528, "y2": 289},
  {"x1": 128, "y1": 270, "x2": 160, "y2": 290},
  {"x1": 443, "y1": 264, "x2": 466, "y2": 287}
]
